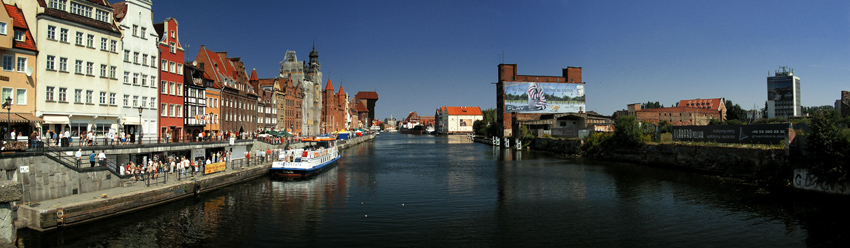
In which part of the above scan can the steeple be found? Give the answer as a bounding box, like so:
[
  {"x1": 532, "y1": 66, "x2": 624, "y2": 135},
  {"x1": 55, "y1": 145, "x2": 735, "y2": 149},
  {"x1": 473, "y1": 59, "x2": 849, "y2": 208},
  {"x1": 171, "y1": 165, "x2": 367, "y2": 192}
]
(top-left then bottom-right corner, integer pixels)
[{"x1": 324, "y1": 78, "x2": 334, "y2": 91}]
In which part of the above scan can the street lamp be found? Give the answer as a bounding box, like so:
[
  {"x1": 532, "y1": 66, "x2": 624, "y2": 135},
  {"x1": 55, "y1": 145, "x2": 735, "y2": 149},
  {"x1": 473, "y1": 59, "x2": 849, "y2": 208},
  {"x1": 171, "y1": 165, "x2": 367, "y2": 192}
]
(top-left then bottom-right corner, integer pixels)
[
  {"x1": 138, "y1": 105, "x2": 143, "y2": 144},
  {"x1": 3, "y1": 96, "x2": 11, "y2": 141}
]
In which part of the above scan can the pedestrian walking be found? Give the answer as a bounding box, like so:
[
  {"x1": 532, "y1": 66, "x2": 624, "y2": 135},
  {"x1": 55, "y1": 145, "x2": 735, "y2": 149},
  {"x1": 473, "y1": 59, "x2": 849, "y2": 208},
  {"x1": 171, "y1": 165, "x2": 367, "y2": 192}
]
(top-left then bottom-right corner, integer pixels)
[
  {"x1": 75, "y1": 149, "x2": 82, "y2": 167},
  {"x1": 89, "y1": 151, "x2": 96, "y2": 167}
]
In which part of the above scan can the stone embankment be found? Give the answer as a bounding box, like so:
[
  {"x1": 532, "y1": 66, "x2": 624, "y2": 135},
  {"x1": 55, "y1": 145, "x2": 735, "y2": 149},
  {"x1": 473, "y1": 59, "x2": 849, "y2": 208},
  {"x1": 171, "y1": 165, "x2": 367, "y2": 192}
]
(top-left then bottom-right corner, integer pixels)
[{"x1": 13, "y1": 134, "x2": 375, "y2": 232}]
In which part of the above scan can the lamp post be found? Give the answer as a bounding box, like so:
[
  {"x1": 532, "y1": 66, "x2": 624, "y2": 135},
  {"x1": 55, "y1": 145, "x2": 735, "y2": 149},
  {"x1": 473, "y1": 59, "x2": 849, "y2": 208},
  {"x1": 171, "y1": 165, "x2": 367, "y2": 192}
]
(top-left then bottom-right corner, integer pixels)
[
  {"x1": 138, "y1": 105, "x2": 143, "y2": 144},
  {"x1": 3, "y1": 96, "x2": 11, "y2": 141}
]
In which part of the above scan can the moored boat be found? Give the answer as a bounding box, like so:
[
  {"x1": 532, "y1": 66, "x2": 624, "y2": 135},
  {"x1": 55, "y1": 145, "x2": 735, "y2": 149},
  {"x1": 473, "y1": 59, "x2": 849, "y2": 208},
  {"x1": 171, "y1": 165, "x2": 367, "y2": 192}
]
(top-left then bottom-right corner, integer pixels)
[{"x1": 271, "y1": 137, "x2": 341, "y2": 178}]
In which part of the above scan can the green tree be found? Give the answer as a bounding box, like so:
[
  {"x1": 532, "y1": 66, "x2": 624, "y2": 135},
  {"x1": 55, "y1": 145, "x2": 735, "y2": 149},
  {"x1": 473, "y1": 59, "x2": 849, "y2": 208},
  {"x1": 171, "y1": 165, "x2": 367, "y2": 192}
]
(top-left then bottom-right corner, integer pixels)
[
  {"x1": 724, "y1": 99, "x2": 748, "y2": 122},
  {"x1": 474, "y1": 108, "x2": 499, "y2": 137},
  {"x1": 806, "y1": 110, "x2": 850, "y2": 185},
  {"x1": 613, "y1": 115, "x2": 645, "y2": 147},
  {"x1": 641, "y1": 101, "x2": 663, "y2": 109}
]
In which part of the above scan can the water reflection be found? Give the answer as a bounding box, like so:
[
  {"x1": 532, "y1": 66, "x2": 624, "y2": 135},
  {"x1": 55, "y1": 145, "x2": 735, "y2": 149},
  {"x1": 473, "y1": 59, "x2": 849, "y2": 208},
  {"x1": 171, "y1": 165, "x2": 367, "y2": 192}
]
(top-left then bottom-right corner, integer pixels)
[{"x1": 17, "y1": 133, "x2": 850, "y2": 247}]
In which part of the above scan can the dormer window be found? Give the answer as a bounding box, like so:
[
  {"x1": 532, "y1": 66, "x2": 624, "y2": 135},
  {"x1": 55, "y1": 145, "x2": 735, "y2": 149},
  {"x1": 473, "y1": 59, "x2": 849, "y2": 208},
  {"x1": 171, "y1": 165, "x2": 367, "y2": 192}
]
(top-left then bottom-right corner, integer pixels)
[
  {"x1": 70, "y1": 2, "x2": 92, "y2": 18},
  {"x1": 49, "y1": 0, "x2": 67, "y2": 11},
  {"x1": 14, "y1": 30, "x2": 24, "y2": 42}
]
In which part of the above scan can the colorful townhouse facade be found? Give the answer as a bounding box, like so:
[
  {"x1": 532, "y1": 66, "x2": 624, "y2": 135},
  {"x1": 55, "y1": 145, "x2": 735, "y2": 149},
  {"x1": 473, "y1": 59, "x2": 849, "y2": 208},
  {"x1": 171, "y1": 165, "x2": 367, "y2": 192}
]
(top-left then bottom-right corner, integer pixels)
[
  {"x1": 35, "y1": 0, "x2": 124, "y2": 141},
  {"x1": 0, "y1": 2, "x2": 41, "y2": 139},
  {"x1": 153, "y1": 16, "x2": 184, "y2": 142},
  {"x1": 113, "y1": 0, "x2": 159, "y2": 143}
]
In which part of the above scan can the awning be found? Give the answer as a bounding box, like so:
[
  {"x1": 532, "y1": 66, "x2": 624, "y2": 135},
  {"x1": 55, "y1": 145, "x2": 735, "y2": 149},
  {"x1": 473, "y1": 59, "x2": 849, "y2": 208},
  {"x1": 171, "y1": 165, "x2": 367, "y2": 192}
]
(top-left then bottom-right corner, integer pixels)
[
  {"x1": 1, "y1": 113, "x2": 45, "y2": 123},
  {"x1": 43, "y1": 115, "x2": 69, "y2": 124},
  {"x1": 122, "y1": 116, "x2": 141, "y2": 125}
]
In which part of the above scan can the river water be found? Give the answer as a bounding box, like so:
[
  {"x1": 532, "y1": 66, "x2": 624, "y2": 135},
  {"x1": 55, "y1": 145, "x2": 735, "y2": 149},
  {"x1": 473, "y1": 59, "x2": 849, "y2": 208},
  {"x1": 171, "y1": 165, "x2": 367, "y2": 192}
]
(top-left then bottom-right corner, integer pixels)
[{"x1": 18, "y1": 133, "x2": 850, "y2": 247}]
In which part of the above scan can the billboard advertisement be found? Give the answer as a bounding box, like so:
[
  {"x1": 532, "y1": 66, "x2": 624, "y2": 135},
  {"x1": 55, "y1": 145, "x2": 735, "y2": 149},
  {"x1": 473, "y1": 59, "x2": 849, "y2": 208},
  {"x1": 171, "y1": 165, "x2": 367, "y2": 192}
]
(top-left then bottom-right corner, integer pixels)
[
  {"x1": 767, "y1": 78, "x2": 793, "y2": 102},
  {"x1": 671, "y1": 124, "x2": 789, "y2": 144},
  {"x1": 504, "y1": 82, "x2": 585, "y2": 113}
]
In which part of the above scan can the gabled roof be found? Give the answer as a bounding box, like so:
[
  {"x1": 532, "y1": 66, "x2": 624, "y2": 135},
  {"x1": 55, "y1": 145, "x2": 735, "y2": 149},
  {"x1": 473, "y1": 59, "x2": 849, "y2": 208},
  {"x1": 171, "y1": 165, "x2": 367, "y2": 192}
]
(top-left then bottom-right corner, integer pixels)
[
  {"x1": 441, "y1": 106, "x2": 483, "y2": 116},
  {"x1": 355, "y1": 91, "x2": 379, "y2": 100},
  {"x1": 355, "y1": 102, "x2": 369, "y2": 112},
  {"x1": 199, "y1": 45, "x2": 238, "y2": 89},
  {"x1": 4, "y1": 4, "x2": 37, "y2": 52},
  {"x1": 324, "y1": 79, "x2": 334, "y2": 91},
  {"x1": 110, "y1": 1, "x2": 127, "y2": 22}
]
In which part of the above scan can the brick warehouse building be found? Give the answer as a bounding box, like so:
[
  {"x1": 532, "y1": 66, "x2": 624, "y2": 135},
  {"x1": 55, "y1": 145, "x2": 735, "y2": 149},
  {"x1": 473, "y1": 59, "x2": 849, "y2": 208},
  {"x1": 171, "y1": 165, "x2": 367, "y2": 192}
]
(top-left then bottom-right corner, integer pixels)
[
  {"x1": 321, "y1": 79, "x2": 347, "y2": 133},
  {"x1": 496, "y1": 64, "x2": 583, "y2": 138}
]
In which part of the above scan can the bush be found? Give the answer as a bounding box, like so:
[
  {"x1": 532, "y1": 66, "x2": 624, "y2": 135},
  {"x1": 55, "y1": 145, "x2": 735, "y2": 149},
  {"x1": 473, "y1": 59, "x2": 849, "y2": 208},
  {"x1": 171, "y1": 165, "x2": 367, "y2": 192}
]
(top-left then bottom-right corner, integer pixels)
[
  {"x1": 580, "y1": 132, "x2": 613, "y2": 157},
  {"x1": 806, "y1": 110, "x2": 850, "y2": 185},
  {"x1": 612, "y1": 115, "x2": 645, "y2": 148}
]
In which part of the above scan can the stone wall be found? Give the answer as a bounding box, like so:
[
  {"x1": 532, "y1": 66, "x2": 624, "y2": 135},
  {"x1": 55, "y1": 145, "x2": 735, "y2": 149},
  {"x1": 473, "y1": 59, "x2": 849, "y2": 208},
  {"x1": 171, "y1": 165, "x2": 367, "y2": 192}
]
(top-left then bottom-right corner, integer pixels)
[{"x1": 0, "y1": 156, "x2": 124, "y2": 203}]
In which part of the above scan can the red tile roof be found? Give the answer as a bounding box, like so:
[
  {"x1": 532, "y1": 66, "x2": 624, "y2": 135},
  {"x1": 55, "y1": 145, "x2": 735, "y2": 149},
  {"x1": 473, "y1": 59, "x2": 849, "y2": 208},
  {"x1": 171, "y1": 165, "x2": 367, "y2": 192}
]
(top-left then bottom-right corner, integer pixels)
[
  {"x1": 249, "y1": 69, "x2": 258, "y2": 81},
  {"x1": 678, "y1": 98, "x2": 724, "y2": 111},
  {"x1": 110, "y1": 1, "x2": 127, "y2": 22},
  {"x1": 338, "y1": 85, "x2": 345, "y2": 95},
  {"x1": 355, "y1": 102, "x2": 369, "y2": 112},
  {"x1": 355, "y1": 91, "x2": 378, "y2": 100},
  {"x1": 258, "y1": 78, "x2": 276, "y2": 87},
  {"x1": 441, "y1": 106, "x2": 483, "y2": 116},
  {"x1": 39, "y1": 0, "x2": 120, "y2": 35},
  {"x1": 4, "y1": 4, "x2": 37, "y2": 52},
  {"x1": 636, "y1": 106, "x2": 719, "y2": 114},
  {"x1": 324, "y1": 79, "x2": 334, "y2": 91}
]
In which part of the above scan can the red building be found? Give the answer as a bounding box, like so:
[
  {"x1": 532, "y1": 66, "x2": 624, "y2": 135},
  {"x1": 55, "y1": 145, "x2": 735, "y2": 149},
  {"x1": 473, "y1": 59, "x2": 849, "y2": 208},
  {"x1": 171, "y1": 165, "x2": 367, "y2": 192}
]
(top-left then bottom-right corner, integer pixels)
[
  {"x1": 154, "y1": 17, "x2": 184, "y2": 142},
  {"x1": 496, "y1": 64, "x2": 583, "y2": 137},
  {"x1": 354, "y1": 91, "x2": 378, "y2": 127},
  {"x1": 321, "y1": 79, "x2": 347, "y2": 133}
]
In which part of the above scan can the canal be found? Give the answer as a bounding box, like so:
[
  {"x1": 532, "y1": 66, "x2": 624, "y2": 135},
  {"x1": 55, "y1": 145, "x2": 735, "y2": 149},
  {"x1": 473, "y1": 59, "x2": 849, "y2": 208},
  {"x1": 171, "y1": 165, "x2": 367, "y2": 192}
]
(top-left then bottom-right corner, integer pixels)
[{"x1": 18, "y1": 132, "x2": 850, "y2": 247}]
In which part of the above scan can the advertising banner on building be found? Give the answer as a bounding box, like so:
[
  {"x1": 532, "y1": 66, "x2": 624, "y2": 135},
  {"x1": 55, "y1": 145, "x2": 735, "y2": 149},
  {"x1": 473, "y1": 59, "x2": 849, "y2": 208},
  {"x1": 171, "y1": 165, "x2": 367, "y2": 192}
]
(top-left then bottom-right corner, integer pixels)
[
  {"x1": 767, "y1": 79, "x2": 793, "y2": 102},
  {"x1": 504, "y1": 82, "x2": 585, "y2": 113},
  {"x1": 671, "y1": 124, "x2": 789, "y2": 144},
  {"x1": 204, "y1": 162, "x2": 226, "y2": 175}
]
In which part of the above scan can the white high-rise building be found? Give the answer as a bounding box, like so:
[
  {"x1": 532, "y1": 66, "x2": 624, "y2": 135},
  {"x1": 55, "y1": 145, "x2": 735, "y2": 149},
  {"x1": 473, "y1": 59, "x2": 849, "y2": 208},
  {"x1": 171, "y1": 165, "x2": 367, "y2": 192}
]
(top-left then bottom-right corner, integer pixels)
[
  {"x1": 34, "y1": 0, "x2": 124, "y2": 140},
  {"x1": 766, "y1": 66, "x2": 801, "y2": 118},
  {"x1": 112, "y1": 0, "x2": 159, "y2": 142}
]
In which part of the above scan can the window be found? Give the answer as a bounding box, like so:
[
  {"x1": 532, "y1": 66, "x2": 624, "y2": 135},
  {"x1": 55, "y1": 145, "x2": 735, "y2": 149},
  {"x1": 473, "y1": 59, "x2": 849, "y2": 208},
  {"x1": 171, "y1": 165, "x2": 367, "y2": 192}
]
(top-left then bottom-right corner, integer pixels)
[
  {"x1": 176, "y1": 84, "x2": 182, "y2": 96},
  {"x1": 86, "y1": 62, "x2": 93, "y2": 75},
  {"x1": 176, "y1": 105, "x2": 183, "y2": 117},
  {"x1": 99, "y1": 92, "x2": 106, "y2": 104},
  {"x1": 16, "y1": 57, "x2": 26, "y2": 72},
  {"x1": 86, "y1": 34, "x2": 93, "y2": 48},
  {"x1": 161, "y1": 103, "x2": 168, "y2": 116},
  {"x1": 59, "y1": 88, "x2": 67, "y2": 102},
  {"x1": 133, "y1": 96, "x2": 138, "y2": 107},
  {"x1": 123, "y1": 95, "x2": 129, "y2": 106},
  {"x1": 141, "y1": 27, "x2": 146, "y2": 39},
  {"x1": 75, "y1": 60, "x2": 82, "y2": 74},
  {"x1": 70, "y1": 2, "x2": 92, "y2": 17},
  {"x1": 123, "y1": 72, "x2": 129, "y2": 84},
  {"x1": 14, "y1": 31, "x2": 23, "y2": 42},
  {"x1": 2, "y1": 55, "x2": 11, "y2": 71},
  {"x1": 151, "y1": 76, "x2": 156, "y2": 86},
  {"x1": 124, "y1": 50, "x2": 130, "y2": 62},
  {"x1": 109, "y1": 93, "x2": 116, "y2": 105},
  {"x1": 150, "y1": 97, "x2": 155, "y2": 108},
  {"x1": 177, "y1": 64, "x2": 183, "y2": 75},
  {"x1": 110, "y1": 40, "x2": 117, "y2": 52},
  {"x1": 109, "y1": 66, "x2": 116, "y2": 79},
  {"x1": 60, "y1": 28, "x2": 68, "y2": 42},
  {"x1": 169, "y1": 82, "x2": 175, "y2": 95},
  {"x1": 160, "y1": 81, "x2": 167, "y2": 93},
  {"x1": 133, "y1": 52, "x2": 139, "y2": 64},
  {"x1": 74, "y1": 89, "x2": 82, "y2": 103},
  {"x1": 142, "y1": 54, "x2": 147, "y2": 66},
  {"x1": 132, "y1": 25, "x2": 138, "y2": 37},
  {"x1": 46, "y1": 87, "x2": 55, "y2": 101},
  {"x1": 169, "y1": 104, "x2": 175, "y2": 117},
  {"x1": 46, "y1": 56, "x2": 56, "y2": 70},
  {"x1": 170, "y1": 30, "x2": 175, "y2": 38},
  {"x1": 150, "y1": 56, "x2": 156, "y2": 68},
  {"x1": 141, "y1": 74, "x2": 147, "y2": 86},
  {"x1": 75, "y1": 32, "x2": 82, "y2": 45},
  {"x1": 99, "y1": 64, "x2": 106, "y2": 77},
  {"x1": 95, "y1": 9, "x2": 109, "y2": 22},
  {"x1": 48, "y1": 0, "x2": 66, "y2": 10},
  {"x1": 100, "y1": 37, "x2": 107, "y2": 50},
  {"x1": 161, "y1": 60, "x2": 167, "y2": 71},
  {"x1": 133, "y1": 73, "x2": 138, "y2": 85},
  {"x1": 47, "y1": 26, "x2": 56, "y2": 40},
  {"x1": 85, "y1": 90, "x2": 93, "y2": 104},
  {"x1": 169, "y1": 62, "x2": 175, "y2": 73},
  {"x1": 1, "y1": 88, "x2": 10, "y2": 104},
  {"x1": 59, "y1": 57, "x2": 68, "y2": 72},
  {"x1": 0, "y1": 22, "x2": 5, "y2": 35},
  {"x1": 141, "y1": 97, "x2": 147, "y2": 108},
  {"x1": 169, "y1": 42, "x2": 175, "y2": 53}
]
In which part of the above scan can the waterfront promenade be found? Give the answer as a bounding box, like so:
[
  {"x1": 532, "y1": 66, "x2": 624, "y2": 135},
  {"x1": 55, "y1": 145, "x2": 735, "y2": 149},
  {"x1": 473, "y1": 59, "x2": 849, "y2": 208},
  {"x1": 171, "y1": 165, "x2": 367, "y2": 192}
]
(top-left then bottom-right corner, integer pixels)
[{"x1": 10, "y1": 133, "x2": 376, "y2": 233}]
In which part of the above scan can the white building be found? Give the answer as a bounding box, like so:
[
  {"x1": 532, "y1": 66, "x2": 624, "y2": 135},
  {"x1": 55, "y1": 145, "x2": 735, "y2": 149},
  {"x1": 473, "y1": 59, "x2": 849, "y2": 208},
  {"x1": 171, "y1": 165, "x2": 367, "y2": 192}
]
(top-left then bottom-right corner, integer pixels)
[
  {"x1": 112, "y1": 0, "x2": 159, "y2": 142},
  {"x1": 34, "y1": 0, "x2": 124, "y2": 140},
  {"x1": 766, "y1": 66, "x2": 801, "y2": 119},
  {"x1": 279, "y1": 49, "x2": 322, "y2": 135},
  {"x1": 436, "y1": 106, "x2": 483, "y2": 134}
]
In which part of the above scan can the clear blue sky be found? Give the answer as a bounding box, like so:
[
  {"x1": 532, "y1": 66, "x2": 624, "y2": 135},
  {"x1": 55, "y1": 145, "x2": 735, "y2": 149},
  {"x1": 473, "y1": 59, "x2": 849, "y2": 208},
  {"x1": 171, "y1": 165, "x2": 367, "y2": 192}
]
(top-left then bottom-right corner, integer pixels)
[{"x1": 152, "y1": 0, "x2": 850, "y2": 120}]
